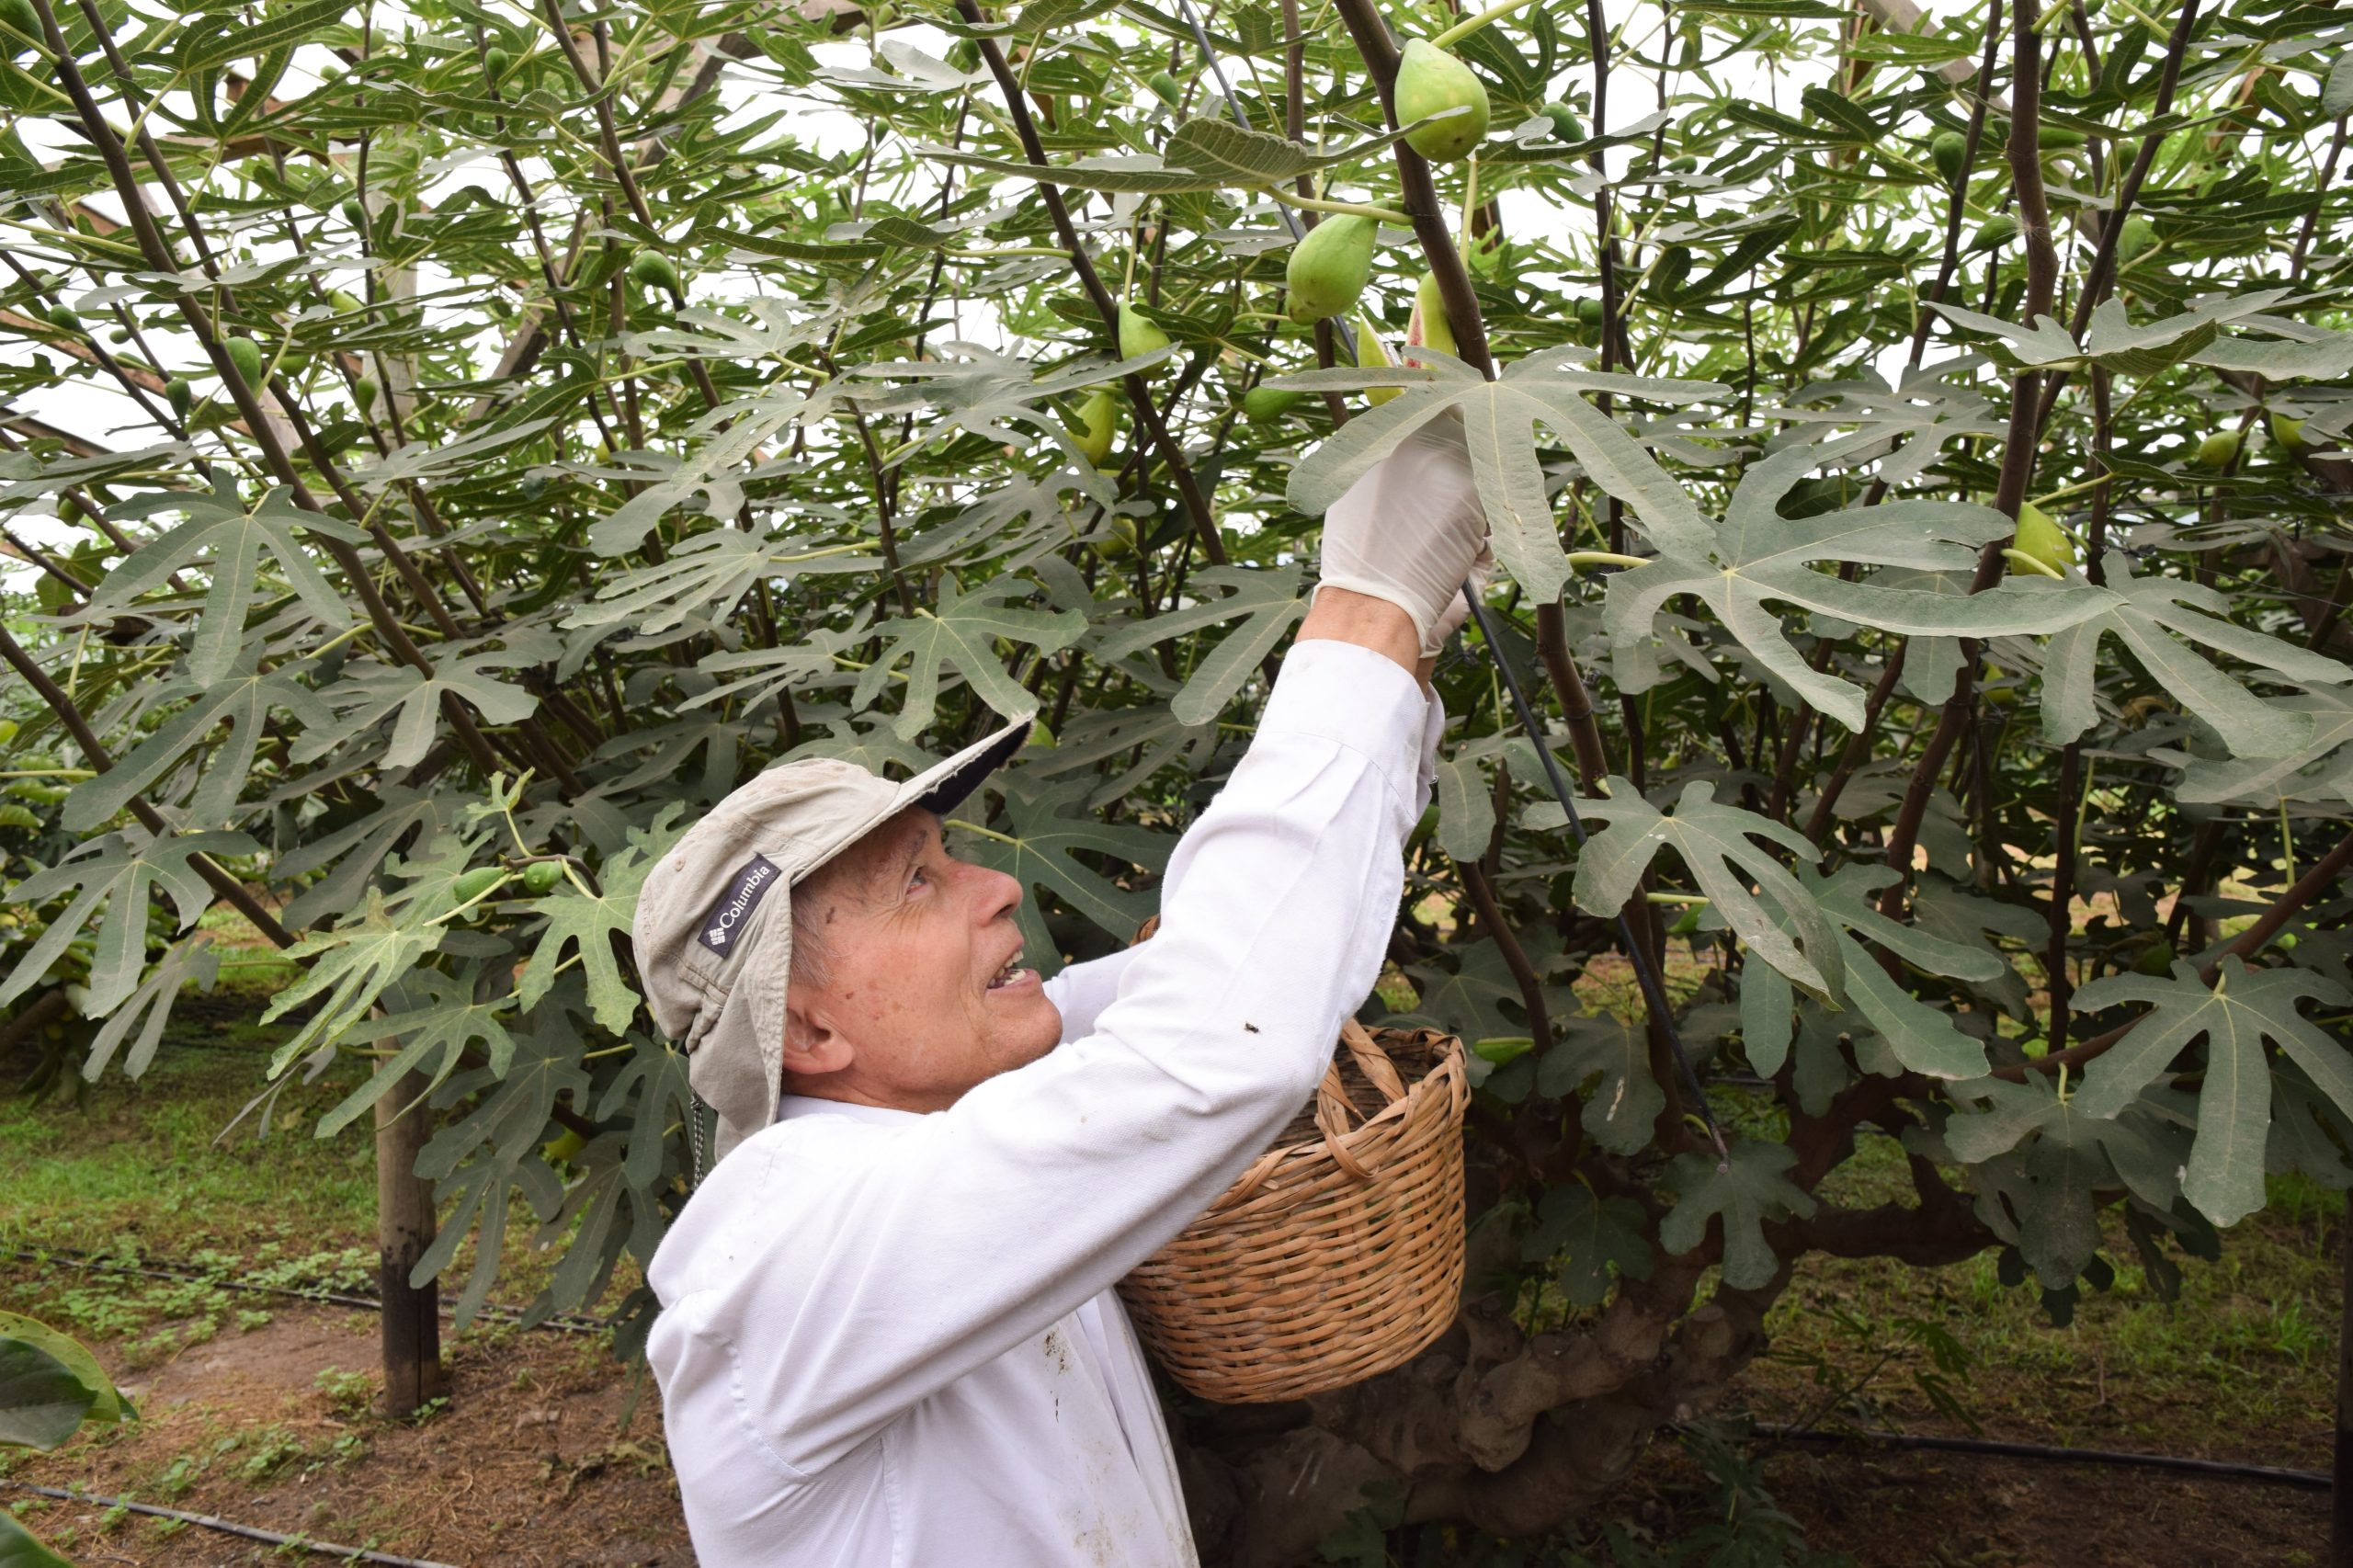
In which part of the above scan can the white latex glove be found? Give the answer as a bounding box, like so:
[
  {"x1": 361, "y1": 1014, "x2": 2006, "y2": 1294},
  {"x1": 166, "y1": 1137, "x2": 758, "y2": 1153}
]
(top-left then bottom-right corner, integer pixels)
[
  {"x1": 1422, "y1": 543, "x2": 1494, "y2": 657},
  {"x1": 1317, "y1": 413, "x2": 1491, "y2": 655}
]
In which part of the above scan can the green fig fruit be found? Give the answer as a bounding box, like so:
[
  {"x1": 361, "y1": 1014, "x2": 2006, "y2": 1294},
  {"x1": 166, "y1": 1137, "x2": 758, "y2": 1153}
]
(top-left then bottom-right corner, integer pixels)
[
  {"x1": 1406, "y1": 270, "x2": 1455, "y2": 362},
  {"x1": 2116, "y1": 215, "x2": 2155, "y2": 264},
  {"x1": 2131, "y1": 940, "x2": 2177, "y2": 977},
  {"x1": 1148, "y1": 70, "x2": 1180, "y2": 105},
  {"x1": 630, "y1": 250, "x2": 682, "y2": 296},
  {"x1": 2037, "y1": 125, "x2": 2086, "y2": 151},
  {"x1": 1931, "y1": 130, "x2": 1967, "y2": 183},
  {"x1": 522, "y1": 859, "x2": 564, "y2": 894},
  {"x1": 2194, "y1": 429, "x2": 2240, "y2": 469},
  {"x1": 224, "y1": 335, "x2": 265, "y2": 387},
  {"x1": 540, "y1": 1127, "x2": 585, "y2": 1165},
  {"x1": 165, "y1": 377, "x2": 193, "y2": 419},
  {"x1": 46, "y1": 305, "x2": 79, "y2": 333},
  {"x1": 2010, "y1": 501, "x2": 2074, "y2": 574},
  {"x1": 451, "y1": 866, "x2": 505, "y2": 905},
  {"x1": 327, "y1": 288, "x2": 363, "y2": 314},
  {"x1": 1243, "y1": 385, "x2": 1304, "y2": 420},
  {"x1": 340, "y1": 197, "x2": 367, "y2": 233},
  {"x1": 1285, "y1": 213, "x2": 1377, "y2": 325},
  {"x1": 1966, "y1": 215, "x2": 2018, "y2": 253},
  {"x1": 1395, "y1": 39, "x2": 1489, "y2": 163},
  {"x1": 355, "y1": 377, "x2": 379, "y2": 415},
  {"x1": 2271, "y1": 411, "x2": 2308, "y2": 451},
  {"x1": 1667, "y1": 153, "x2": 1698, "y2": 173},
  {"x1": 1541, "y1": 101, "x2": 1583, "y2": 142},
  {"x1": 1356, "y1": 316, "x2": 1400, "y2": 406},
  {"x1": 483, "y1": 46, "x2": 511, "y2": 80},
  {"x1": 1573, "y1": 296, "x2": 1606, "y2": 328},
  {"x1": 1117, "y1": 301, "x2": 1171, "y2": 367},
  {"x1": 1069, "y1": 388, "x2": 1118, "y2": 467},
  {"x1": 948, "y1": 39, "x2": 980, "y2": 71}
]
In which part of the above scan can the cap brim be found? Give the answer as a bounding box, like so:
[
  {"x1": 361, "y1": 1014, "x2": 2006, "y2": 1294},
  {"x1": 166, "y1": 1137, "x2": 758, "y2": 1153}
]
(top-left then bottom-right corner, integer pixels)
[{"x1": 900, "y1": 711, "x2": 1035, "y2": 818}]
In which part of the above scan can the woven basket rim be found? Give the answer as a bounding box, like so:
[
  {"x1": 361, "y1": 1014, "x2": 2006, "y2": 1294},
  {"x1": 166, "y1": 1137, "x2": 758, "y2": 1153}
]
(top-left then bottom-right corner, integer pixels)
[{"x1": 1206, "y1": 1025, "x2": 1465, "y2": 1217}]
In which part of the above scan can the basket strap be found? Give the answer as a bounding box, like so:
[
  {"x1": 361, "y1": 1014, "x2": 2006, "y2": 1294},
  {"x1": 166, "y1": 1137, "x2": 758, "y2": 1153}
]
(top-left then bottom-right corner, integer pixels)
[
  {"x1": 1338, "y1": 1018, "x2": 1408, "y2": 1104},
  {"x1": 1310, "y1": 1020, "x2": 1411, "y2": 1182}
]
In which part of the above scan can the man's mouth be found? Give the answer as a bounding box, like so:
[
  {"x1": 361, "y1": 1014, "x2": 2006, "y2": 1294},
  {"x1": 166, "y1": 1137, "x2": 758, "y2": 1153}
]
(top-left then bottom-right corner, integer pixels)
[{"x1": 986, "y1": 949, "x2": 1034, "y2": 992}]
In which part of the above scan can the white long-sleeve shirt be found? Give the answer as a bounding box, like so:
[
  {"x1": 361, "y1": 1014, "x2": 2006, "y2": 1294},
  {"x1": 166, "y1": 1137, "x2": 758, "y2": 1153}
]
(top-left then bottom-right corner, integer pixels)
[{"x1": 643, "y1": 640, "x2": 1445, "y2": 1567}]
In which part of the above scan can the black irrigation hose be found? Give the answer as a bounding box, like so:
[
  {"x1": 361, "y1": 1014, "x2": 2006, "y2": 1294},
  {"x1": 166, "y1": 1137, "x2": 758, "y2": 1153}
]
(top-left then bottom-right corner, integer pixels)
[
  {"x1": 5, "y1": 1482, "x2": 461, "y2": 1567},
  {"x1": 2, "y1": 1245, "x2": 608, "y2": 1336},
  {"x1": 1745, "y1": 1423, "x2": 2332, "y2": 1492}
]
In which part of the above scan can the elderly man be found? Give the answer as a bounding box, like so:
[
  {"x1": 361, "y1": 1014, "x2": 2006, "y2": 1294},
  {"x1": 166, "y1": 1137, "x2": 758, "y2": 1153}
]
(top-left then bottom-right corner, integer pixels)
[{"x1": 631, "y1": 418, "x2": 1489, "y2": 1565}]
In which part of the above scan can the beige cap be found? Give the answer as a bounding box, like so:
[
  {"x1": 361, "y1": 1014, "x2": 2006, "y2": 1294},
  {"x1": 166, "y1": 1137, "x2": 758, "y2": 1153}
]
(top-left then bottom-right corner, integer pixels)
[{"x1": 632, "y1": 714, "x2": 1035, "y2": 1162}]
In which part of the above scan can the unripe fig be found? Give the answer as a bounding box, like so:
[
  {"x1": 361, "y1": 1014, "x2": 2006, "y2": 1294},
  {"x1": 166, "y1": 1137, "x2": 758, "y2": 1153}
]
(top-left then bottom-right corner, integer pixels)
[
  {"x1": 1243, "y1": 385, "x2": 1304, "y2": 420},
  {"x1": 1931, "y1": 130, "x2": 1966, "y2": 183},
  {"x1": 1406, "y1": 270, "x2": 1455, "y2": 363},
  {"x1": 224, "y1": 335, "x2": 265, "y2": 386},
  {"x1": 1285, "y1": 213, "x2": 1376, "y2": 324},
  {"x1": 522, "y1": 859, "x2": 563, "y2": 894},
  {"x1": 629, "y1": 250, "x2": 681, "y2": 295},
  {"x1": 2131, "y1": 940, "x2": 2176, "y2": 977},
  {"x1": 1069, "y1": 388, "x2": 1118, "y2": 468},
  {"x1": 2271, "y1": 412, "x2": 2307, "y2": 451},
  {"x1": 2037, "y1": 125, "x2": 2086, "y2": 151},
  {"x1": 47, "y1": 305, "x2": 79, "y2": 333},
  {"x1": 1573, "y1": 296, "x2": 1606, "y2": 328},
  {"x1": 1395, "y1": 39, "x2": 1489, "y2": 162},
  {"x1": 2116, "y1": 215, "x2": 2155, "y2": 264},
  {"x1": 2193, "y1": 429, "x2": 2239, "y2": 469},
  {"x1": 540, "y1": 1127, "x2": 585, "y2": 1165},
  {"x1": 1356, "y1": 316, "x2": 1399, "y2": 406},
  {"x1": 483, "y1": 46, "x2": 511, "y2": 80},
  {"x1": 452, "y1": 866, "x2": 505, "y2": 905},
  {"x1": 1666, "y1": 153, "x2": 1698, "y2": 173},
  {"x1": 948, "y1": 39, "x2": 980, "y2": 71},
  {"x1": 165, "y1": 377, "x2": 194, "y2": 419},
  {"x1": 1117, "y1": 301, "x2": 1170, "y2": 367},
  {"x1": 355, "y1": 377, "x2": 379, "y2": 415},
  {"x1": 1541, "y1": 101, "x2": 1583, "y2": 142},
  {"x1": 2010, "y1": 501, "x2": 2073, "y2": 574},
  {"x1": 328, "y1": 288, "x2": 363, "y2": 314},
  {"x1": 340, "y1": 198, "x2": 367, "y2": 232},
  {"x1": 1148, "y1": 70, "x2": 1180, "y2": 105},
  {"x1": 1966, "y1": 215, "x2": 2018, "y2": 253}
]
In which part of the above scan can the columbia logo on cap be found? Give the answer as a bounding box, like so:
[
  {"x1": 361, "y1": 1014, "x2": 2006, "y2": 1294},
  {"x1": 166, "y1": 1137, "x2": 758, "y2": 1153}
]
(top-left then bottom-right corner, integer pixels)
[{"x1": 699, "y1": 855, "x2": 781, "y2": 956}]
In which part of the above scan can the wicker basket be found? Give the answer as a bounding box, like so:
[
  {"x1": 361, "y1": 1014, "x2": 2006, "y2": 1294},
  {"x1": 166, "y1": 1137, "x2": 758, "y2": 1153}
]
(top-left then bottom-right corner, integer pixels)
[{"x1": 1119, "y1": 1019, "x2": 1470, "y2": 1403}]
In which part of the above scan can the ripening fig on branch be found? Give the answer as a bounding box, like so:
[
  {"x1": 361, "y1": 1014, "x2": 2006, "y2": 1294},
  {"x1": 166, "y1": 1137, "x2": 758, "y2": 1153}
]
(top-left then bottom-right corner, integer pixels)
[
  {"x1": 1406, "y1": 272, "x2": 1456, "y2": 364},
  {"x1": 1069, "y1": 389, "x2": 1119, "y2": 468},
  {"x1": 1118, "y1": 301, "x2": 1171, "y2": 368},
  {"x1": 1356, "y1": 316, "x2": 1401, "y2": 405},
  {"x1": 1243, "y1": 385, "x2": 1304, "y2": 420},
  {"x1": 2008, "y1": 502, "x2": 2074, "y2": 575},
  {"x1": 1286, "y1": 215, "x2": 1377, "y2": 324},
  {"x1": 630, "y1": 251, "x2": 681, "y2": 296},
  {"x1": 2194, "y1": 429, "x2": 2240, "y2": 469},
  {"x1": 1931, "y1": 131, "x2": 1966, "y2": 183},
  {"x1": 1394, "y1": 40, "x2": 1489, "y2": 163}
]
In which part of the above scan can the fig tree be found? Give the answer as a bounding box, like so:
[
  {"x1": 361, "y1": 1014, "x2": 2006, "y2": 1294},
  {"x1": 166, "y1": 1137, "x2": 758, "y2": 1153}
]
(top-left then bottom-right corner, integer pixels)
[
  {"x1": 1242, "y1": 385, "x2": 1304, "y2": 420},
  {"x1": 1117, "y1": 301, "x2": 1170, "y2": 366},
  {"x1": 1931, "y1": 130, "x2": 1966, "y2": 183},
  {"x1": 1395, "y1": 40, "x2": 1489, "y2": 162},
  {"x1": 1285, "y1": 214, "x2": 1376, "y2": 324},
  {"x1": 1, "y1": 0, "x2": 39, "y2": 51},
  {"x1": 1069, "y1": 388, "x2": 1118, "y2": 468},
  {"x1": 2193, "y1": 429, "x2": 2240, "y2": 469},
  {"x1": 2010, "y1": 501, "x2": 2073, "y2": 574}
]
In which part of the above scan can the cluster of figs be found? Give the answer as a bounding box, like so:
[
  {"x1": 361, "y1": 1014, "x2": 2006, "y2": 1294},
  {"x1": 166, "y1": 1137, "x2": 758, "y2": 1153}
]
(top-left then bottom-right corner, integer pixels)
[{"x1": 1071, "y1": 29, "x2": 1496, "y2": 455}]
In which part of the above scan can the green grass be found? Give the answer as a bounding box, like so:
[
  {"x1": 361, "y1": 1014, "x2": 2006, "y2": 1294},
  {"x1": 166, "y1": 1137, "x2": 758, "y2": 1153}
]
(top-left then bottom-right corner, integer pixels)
[{"x1": 1748, "y1": 1129, "x2": 2340, "y2": 1461}]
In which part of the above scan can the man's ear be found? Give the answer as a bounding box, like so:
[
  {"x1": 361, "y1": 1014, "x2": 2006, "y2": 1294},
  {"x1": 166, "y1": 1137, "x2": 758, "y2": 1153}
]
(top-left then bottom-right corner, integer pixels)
[{"x1": 781, "y1": 994, "x2": 853, "y2": 1079}]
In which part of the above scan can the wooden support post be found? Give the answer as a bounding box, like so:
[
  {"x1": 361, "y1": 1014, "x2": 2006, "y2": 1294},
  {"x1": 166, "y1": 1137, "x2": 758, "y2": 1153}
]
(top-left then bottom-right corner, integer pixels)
[{"x1": 375, "y1": 1074, "x2": 447, "y2": 1418}]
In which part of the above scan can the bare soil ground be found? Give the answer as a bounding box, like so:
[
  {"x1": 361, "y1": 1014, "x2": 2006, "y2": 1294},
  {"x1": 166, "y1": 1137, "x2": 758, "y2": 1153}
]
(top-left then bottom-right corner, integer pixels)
[{"x1": 2, "y1": 1307, "x2": 692, "y2": 1567}]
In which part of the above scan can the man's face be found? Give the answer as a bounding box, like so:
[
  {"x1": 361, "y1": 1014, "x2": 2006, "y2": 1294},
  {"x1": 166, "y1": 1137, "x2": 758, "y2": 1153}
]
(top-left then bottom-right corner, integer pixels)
[{"x1": 779, "y1": 809, "x2": 1061, "y2": 1112}]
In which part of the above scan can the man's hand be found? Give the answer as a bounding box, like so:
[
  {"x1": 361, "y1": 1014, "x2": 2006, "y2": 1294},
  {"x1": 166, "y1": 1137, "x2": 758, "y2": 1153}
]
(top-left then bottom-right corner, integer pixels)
[{"x1": 1314, "y1": 415, "x2": 1490, "y2": 658}]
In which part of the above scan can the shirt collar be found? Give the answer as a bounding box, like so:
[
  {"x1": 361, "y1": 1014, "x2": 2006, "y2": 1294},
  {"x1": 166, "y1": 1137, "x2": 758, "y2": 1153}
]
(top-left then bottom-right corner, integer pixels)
[{"x1": 777, "y1": 1093, "x2": 929, "y2": 1126}]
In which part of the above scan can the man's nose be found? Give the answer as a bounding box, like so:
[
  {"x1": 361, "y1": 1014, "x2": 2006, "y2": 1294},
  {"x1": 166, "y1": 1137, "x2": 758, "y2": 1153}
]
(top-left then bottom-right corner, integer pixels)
[{"x1": 966, "y1": 861, "x2": 1023, "y2": 925}]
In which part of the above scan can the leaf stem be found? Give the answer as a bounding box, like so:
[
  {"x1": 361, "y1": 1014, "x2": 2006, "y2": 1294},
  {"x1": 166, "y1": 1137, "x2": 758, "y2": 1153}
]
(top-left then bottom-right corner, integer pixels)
[
  {"x1": 1263, "y1": 187, "x2": 1415, "y2": 224},
  {"x1": 1428, "y1": 0, "x2": 1541, "y2": 51}
]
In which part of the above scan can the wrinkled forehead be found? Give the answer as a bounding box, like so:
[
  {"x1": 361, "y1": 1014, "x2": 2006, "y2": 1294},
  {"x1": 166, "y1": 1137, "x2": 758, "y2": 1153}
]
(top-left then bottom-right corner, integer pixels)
[{"x1": 810, "y1": 806, "x2": 940, "y2": 907}]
